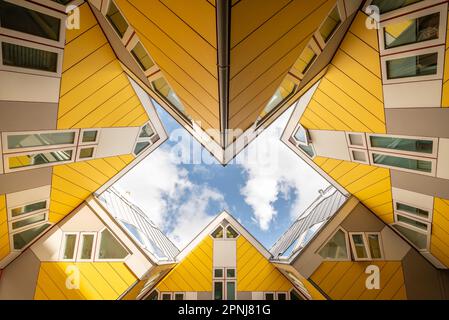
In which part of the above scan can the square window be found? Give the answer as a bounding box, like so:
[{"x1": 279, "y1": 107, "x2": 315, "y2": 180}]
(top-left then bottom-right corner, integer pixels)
[
  {"x1": 82, "y1": 130, "x2": 98, "y2": 143},
  {"x1": 350, "y1": 234, "x2": 369, "y2": 260},
  {"x1": 79, "y1": 147, "x2": 94, "y2": 159},
  {"x1": 226, "y1": 268, "x2": 235, "y2": 278},
  {"x1": 264, "y1": 293, "x2": 275, "y2": 300},
  {"x1": 214, "y1": 268, "x2": 224, "y2": 278}
]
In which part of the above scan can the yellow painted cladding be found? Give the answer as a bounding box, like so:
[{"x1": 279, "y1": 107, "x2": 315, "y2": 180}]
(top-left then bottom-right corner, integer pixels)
[
  {"x1": 237, "y1": 236, "x2": 292, "y2": 292},
  {"x1": 229, "y1": 0, "x2": 337, "y2": 132},
  {"x1": 310, "y1": 261, "x2": 407, "y2": 300},
  {"x1": 34, "y1": 262, "x2": 137, "y2": 300},
  {"x1": 314, "y1": 157, "x2": 394, "y2": 225},
  {"x1": 58, "y1": 2, "x2": 149, "y2": 129},
  {"x1": 442, "y1": 10, "x2": 449, "y2": 107},
  {"x1": 430, "y1": 197, "x2": 449, "y2": 267},
  {"x1": 115, "y1": 0, "x2": 220, "y2": 132},
  {"x1": 300, "y1": 12, "x2": 386, "y2": 133},
  {"x1": 0, "y1": 195, "x2": 10, "y2": 261},
  {"x1": 49, "y1": 155, "x2": 134, "y2": 224},
  {"x1": 156, "y1": 237, "x2": 213, "y2": 292}
]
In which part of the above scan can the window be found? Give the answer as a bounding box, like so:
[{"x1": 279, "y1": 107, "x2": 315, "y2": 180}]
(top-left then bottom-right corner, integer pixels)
[
  {"x1": 276, "y1": 292, "x2": 287, "y2": 300},
  {"x1": 386, "y1": 52, "x2": 437, "y2": 79},
  {"x1": 174, "y1": 293, "x2": 184, "y2": 300},
  {"x1": 0, "y1": 0, "x2": 61, "y2": 42},
  {"x1": 213, "y1": 281, "x2": 224, "y2": 300},
  {"x1": 5, "y1": 131, "x2": 76, "y2": 151},
  {"x1": 369, "y1": 135, "x2": 434, "y2": 155},
  {"x1": 97, "y1": 228, "x2": 129, "y2": 260},
  {"x1": 290, "y1": 290, "x2": 303, "y2": 300},
  {"x1": 384, "y1": 12, "x2": 439, "y2": 49},
  {"x1": 318, "y1": 228, "x2": 349, "y2": 260},
  {"x1": 293, "y1": 46, "x2": 317, "y2": 75},
  {"x1": 226, "y1": 226, "x2": 239, "y2": 239},
  {"x1": 11, "y1": 200, "x2": 47, "y2": 218},
  {"x1": 12, "y1": 223, "x2": 50, "y2": 250},
  {"x1": 370, "y1": 0, "x2": 422, "y2": 14},
  {"x1": 7, "y1": 149, "x2": 74, "y2": 171},
  {"x1": 392, "y1": 223, "x2": 428, "y2": 250},
  {"x1": 349, "y1": 232, "x2": 383, "y2": 260},
  {"x1": 371, "y1": 152, "x2": 433, "y2": 174},
  {"x1": 11, "y1": 212, "x2": 46, "y2": 230},
  {"x1": 226, "y1": 281, "x2": 236, "y2": 300},
  {"x1": 395, "y1": 202, "x2": 429, "y2": 220},
  {"x1": 319, "y1": 6, "x2": 341, "y2": 43},
  {"x1": 145, "y1": 291, "x2": 159, "y2": 300},
  {"x1": 292, "y1": 126, "x2": 314, "y2": 158},
  {"x1": 78, "y1": 147, "x2": 95, "y2": 160},
  {"x1": 264, "y1": 293, "x2": 275, "y2": 300},
  {"x1": 133, "y1": 123, "x2": 156, "y2": 156},
  {"x1": 2, "y1": 42, "x2": 58, "y2": 72},
  {"x1": 81, "y1": 130, "x2": 98, "y2": 144},
  {"x1": 350, "y1": 149, "x2": 369, "y2": 164},
  {"x1": 106, "y1": 0, "x2": 129, "y2": 38},
  {"x1": 211, "y1": 226, "x2": 224, "y2": 239},
  {"x1": 213, "y1": 267, "x2": 236, "y2": 300},
  {"x1": 139, "y1": 123, "x2": 155, "y2": 138},
  {"x1": 131, "y1": 42, "x2": 155, "y2": 71},
  {"x1": 226, "y1": 268, "x2": 235, "y2": 278},
  {"x1": 133, "y1": 142, "x2": 150, "y2": 156},
  {"x1": 152, "y1": 77, "x2": 188, "y2": 117},
  {"x1": 262, "y1": 78, "x2": 296, "y2": 116},
  {"x1": 161, "y1": 293, "x2": 172, "y2": 300},
  {"x1": 62, "y1": 233, "x2": 78, "y2": 260},
  {"x1": 78, "y1": 233, "x2": 96, "y2": 260},
  {"x1": 286, "y1": 272, "x2": 312, "y2": 300},
  {"x1": 346, "y1": 133, "x2": 366, "y2": 148}
]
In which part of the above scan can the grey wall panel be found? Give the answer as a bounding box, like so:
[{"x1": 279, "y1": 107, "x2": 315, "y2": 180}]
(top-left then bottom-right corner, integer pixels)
[
  {"x1": 0, "y1": 101, "x2": 58, "y2": 131},
  {"x1": 390, "y1": 170, "x2": 449, "y2": 200},
  {"x1": 0, "y1": 167, "x2": 52, "y2": 195}
]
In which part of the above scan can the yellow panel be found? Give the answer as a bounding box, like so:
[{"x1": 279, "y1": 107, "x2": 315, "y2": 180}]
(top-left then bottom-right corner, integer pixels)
[
  {"x1": 65, "y1": 3, "x2": 98, "y2": 43},
  {"x1": 35, "y1": 262, "x2": 137, "y2": 300},
  {"x1": 431, "y1": 198, "x2": 449, "y2": 267},
  {"x1": 349, "y1": 11, "x2": 379, "y2": 51},
  {"x1": 311, "y1": 261, "x2": 406, "y2": 300},
  {"x1": 0, "y1": 195, "x2": 10, "y2": 261}
]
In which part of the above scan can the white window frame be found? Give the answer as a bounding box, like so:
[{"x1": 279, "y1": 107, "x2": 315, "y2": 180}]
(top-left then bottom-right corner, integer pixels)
[
  {"x1": 77, "y1": 232, "x2": 98, "y2": 262},
  {"x1": 3, "y1": 146, "x2": 77, "y2": 173},
  {"x1": 394, "y1": 211, "x2": 431, "y2": 233},
  {"x1": 8, "y1": 198, "x2": 49, "y2": 221},
  {"x1": 349, "y1": 148, "x2": 370, "y2": 164},
  {"x1": 286, "y1": 272, "x2": 312, "y2": 300},
  {"x1": 8, "y1": 210, "x2": 48, "y2": 233},
  {"x1": 379, "y1": 3, "x2": 447, "y2": 55},
  {"x1": 316, "y1": 227, "x2": 351, "y2": 261},
  {"x1": 213, "y1": 280, "x2": 225, "y2": 300},
  {"x1": 366, "y1": 133, "x2": 439, "y2": 158},
  {"x1": 76, "y1": 145, "x2": 97, "y2": 162},
  {"x1": 346, "y1": 132, "x2": 367, "y2": 149},
  {"x1": 2, "y1": 129, "x2": 79, "y2": 154},
  {"x1": 0, "y1": 35, "x2": 64, "y2": 77},
  {"x1": 160, "y1": 292, "x2": 173, "y2": 300},
  {"x1": 0, "y1": 0, "x2": 66, "y2": 48},
  {"x1": 101, "y1": 0, "x2": 134, "y2": 45},
  {"x1": 381, "y1": 46, "x2": 444, "y2": 85},
  {"x1": 224, "y1": 225, "x2": 240, "y2": 240},
  {"x1": 314, "y1": 1, "x2": 346, "y2": 48},
  {"x1": 10, "y1": 221, "x2": 52, "y2": 252},
  {"x1": 132, "y1": 122, "x2": 156, "y2": 157},
  {"x1": 173, "y1": 292, "x2": 185, "y2": 300},
  {"x1": 126, "y1": 35, "x2": 159, "y2": 76},
  {"x1": 369, "y1": 150, "x2": 437, "y2": 177},
  {"x1": 60, "y1": 232, "x2": 80, "y2": 261},
  {"x1": 79, "y1": 128, "x2": 101, "y2": 146},
  {"x1": 276, "y1": 292, "x2": 289, "y2": 300},
  {"x1": 349, "y1": 232, "x2": 371, "y2": 261},
  {"x1": 94, "y1": 227, "x2": 130, "y2": 262},
  {"x1": 290, "y1": 39, "x2": 321, "y2": 79},
  {"x1": 392, "y1": 215, "x2": 431, "y2": 252},
  {"x1": 365, "y1": 232, "x2": 384, "y2": 260},
  {"x1": 291, "y1": 125, "x2": 316, "y2": 160},
  {"x1": 393, "y1": 199, "x2": 433, "y2": 222},
  {"x1": 264, "y1": 292, "x2": 276, "y2": 300},
  {"x1": 210, "y1": 225, "x2": 225, "y2": 239}
]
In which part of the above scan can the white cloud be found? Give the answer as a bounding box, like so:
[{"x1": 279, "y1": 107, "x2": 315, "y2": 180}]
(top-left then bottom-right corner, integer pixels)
[{"x1": 237, "y1": 108, "x2": 329, "y2": 231}]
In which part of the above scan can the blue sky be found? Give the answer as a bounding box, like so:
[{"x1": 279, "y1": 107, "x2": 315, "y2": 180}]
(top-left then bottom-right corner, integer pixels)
[{"x1": 115, "y1": 100, "x2": 329, "y2": 250}]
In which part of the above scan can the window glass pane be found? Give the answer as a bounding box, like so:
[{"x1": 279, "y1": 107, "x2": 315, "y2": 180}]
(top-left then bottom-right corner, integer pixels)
[
  {"x1": 397, "y1": 214, "x2": 428, "y2": 231},
  {"x1": 152, "y1": 77, "x2": 187, "y2": 116},
  {"x1": 393, "y1": 224, "x2": 427, "y2": 249},
  {"x1": 131, "y1": 42, "x2": 155, "y2": 71},
  {"x1": 348, "y1": 134, "x2": 364, "y2": 146},
  {"x1": 214, "y1": 268, "x2": 223, "y2": 278},
  {"x1": 63, "y1": 234, "x2": 77, "y2": 259},
  {"x1": 8, "y1": 132, "x2": 75, "y2": 149},
  {"x1": 139, "y1": 123, "x2": 155, "y2": 138},
  {"x1": 384, "y1": 13, "x2": 439, "y2": 49},
  {"x1": 294, "y1": 127, "x2": 309, "y2": 145},
  {"x1": 319, "y1": 6, "x2": 341, "y2": 42},
  {"x1": 396, "y1": 202, "x2": 429, "y2": 219},
  {"x1": 174, "y1": 293, "x2": 184, "y2": 300},
  {"x1": 370, "y1": 136, "x2": 433, "y2": 154},
  {"x1": 351, "y1": 234, "x2": 368, "y2": 259},
  {"x1": 11, "y1": 200, "x2": 46, "y2": 217},
  {"x1": 134, "y1": 142, "x2": 150, "y2": 155},
  {"x1": 214, "y1": 281, "x2": 223, "y2": 300},
  {"x1": 145, "y1": 291, "x2": 158, "y2": 300},
  {"x1": 13, "y1": 223, "x2": 50, "y2": 250},
  {"x1": 262, "y1": 79, "x2": 296, "y2": 117},
  {"x1": 211, "y1": 226, "x2": 224, "y2": 239},
  {"x1": 79, "y1": 147, "x2": 94, "y2": 159},
  {"x1": 265, "y1": 293, "x2": 275, "y2": 300},
  {"x1": 2, "y1": 42, "x2": 58, "y2": 72},
  {"x1": 80, "y1": 234, "x2": 94, "y2": 260},
  {"x1": 12, "y1": 213, "x2": 46, "y2": 230},
  {"x1": 9, "y1": 149, "x2": 73, "y2": 169},
  {"x1": 367, "y1": 234, "x2": 382, "y2": 259},
  {"x1": 161, "y1": 293, "x2": 171, "y2": 300},
  {"x1": 318, "y1": 229, "x2": 348, "y2": 259},
  {"x1": 226, "y1": 282, "x2": 236, "y2": 300},
  {"x1": 298, "y1": 144, "x2": 315, "y2": 158},
  {"x1": 372, "y1": 153, "x2": 432, "y2": 173},
  {"x1": 386, "y1": 53, "x2": 438, "y2": 79},
  {"x1": 277, "y1": 293, "x2": 287, "y2": 300},
  {"x1": 226, "y1": 226, "x2": 238, "y2": 238},
  {"x1": 98, "y1": 229, "x2": 128, "y2": 259},
  {"x1": 0, "y1": 1, "x2": 61, "y2": 41},
  {"x1": 106, "y1": 1, "x2": 129, "y2": 38},
  {"x1": 82, "y1": 131, "x2": 97, "y2": 143},
  {"x1": 371, "y1": 0, "x2": 422, "y2": 14},
  {"x1": 293, "y1": 46, "x2": 317, "y2": 75},
  {"x1": 352, "y1": 150, "x2": 367, "y2": 162},
  {"x1": 226, "y1": 268, "x2": 235, "y2": 278},
  {"x1": 290, "y1": 290, "x2": 302, "y2": 300}
]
